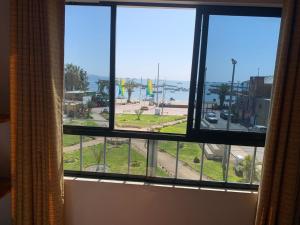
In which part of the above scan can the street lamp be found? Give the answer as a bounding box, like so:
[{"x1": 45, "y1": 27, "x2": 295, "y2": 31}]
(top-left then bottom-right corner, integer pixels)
[
  {"x1": 223, "y1": 58, "x2": 237, "y2": 180},
  {"x1": 226, "y1": 58, "x2": 237, "y2": 130}
]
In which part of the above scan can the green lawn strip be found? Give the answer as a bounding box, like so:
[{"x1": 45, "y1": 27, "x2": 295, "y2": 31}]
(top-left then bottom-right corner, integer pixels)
[
  {"x1": 63, "y1": 135, "x2": 93, "y2": 147},
  {"x1": 158, "y1": 141, "x2": 243, "y2": 182},
  {"x1": 116, "y1": 114, "x2": 185, "y2": 129},
  {"x1": 63, "y1": 120, "x2": 98, "y2": 147},
  {"x1": 159, "y1": 122, "x2": 187, "y2": 134},
  {"x1": 63, "y1": 143, "x2": 168, "y2": 177},
  {"x1": 64, "y1": 119, "x2": 98, "y2": 126}
]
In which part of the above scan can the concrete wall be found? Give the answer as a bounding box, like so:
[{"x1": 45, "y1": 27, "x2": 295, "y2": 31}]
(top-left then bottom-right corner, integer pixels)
[{"x1": 65, "y1": 178, "x2": 258, "y2": 225}]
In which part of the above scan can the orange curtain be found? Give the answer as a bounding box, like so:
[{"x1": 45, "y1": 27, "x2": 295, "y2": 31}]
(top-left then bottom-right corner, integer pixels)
[
  {"x1": 255, "y1": 1, "x2": 300, "y2": 225},
  {"x1": 10, "y1": 0, "x2": 65, "y2": 224}
]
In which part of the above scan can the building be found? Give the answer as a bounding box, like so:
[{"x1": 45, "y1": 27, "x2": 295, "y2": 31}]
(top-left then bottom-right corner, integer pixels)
[{"x1": 236, "y1": 76, "x2": 273, "y2": 127}]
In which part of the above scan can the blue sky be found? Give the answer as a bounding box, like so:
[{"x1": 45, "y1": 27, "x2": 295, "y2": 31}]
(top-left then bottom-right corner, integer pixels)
[{"x1": 65, "y1": 6, "x2": 281, "y2": 82}]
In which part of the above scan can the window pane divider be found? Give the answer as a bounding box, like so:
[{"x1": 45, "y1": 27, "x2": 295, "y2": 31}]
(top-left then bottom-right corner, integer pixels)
[
  {"x1": 224, "y1": 145, "x2": 231, "y2": 182},
  {"x1": 187, "y1": 7, "x2": 202, "y2": 132},
  {"x1": 175, "y1": 141, "x2": 180, "y2": 178},
  {"x1": 250, "y1": 147, "x2": 258, "y2": 184},
  {"x1": 195, "y1": 13, "x2": 209, "y2": 130},
  {"x1": 80, "y1": 135, "x2": 83, "y2": 171},
  {"x1": 200, "y1": 143, "x2": 205, "y2": 181},
  {"x1": 104, "y1": 137, "x2": 107, "y2": 173},
  {"x1": 128, "y1": 138, "x2": 131, "y2": 174},
  {"x1": 109, "y1": 5, "x2": 116, "y2": 130}
]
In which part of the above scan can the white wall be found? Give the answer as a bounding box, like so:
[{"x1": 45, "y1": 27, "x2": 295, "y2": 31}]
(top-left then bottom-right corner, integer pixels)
[{"x1": 65, "y1": 178, "x2": 258, "y2": 225}]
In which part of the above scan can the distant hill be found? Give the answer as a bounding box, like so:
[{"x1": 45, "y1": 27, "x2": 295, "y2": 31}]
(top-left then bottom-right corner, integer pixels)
[{"x1": 88, "y1": 74, "x2": 109, "y2": 92}]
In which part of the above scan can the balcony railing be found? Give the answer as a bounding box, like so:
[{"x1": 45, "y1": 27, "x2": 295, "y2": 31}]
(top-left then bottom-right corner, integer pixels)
[{"x1": 64, "y1": 135, "x2": 261, "y2": 190}]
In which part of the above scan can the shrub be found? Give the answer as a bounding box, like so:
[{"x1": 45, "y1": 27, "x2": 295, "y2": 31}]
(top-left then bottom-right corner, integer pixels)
[
  {"x1": 193, "y1": 156, "x2": 200, "y2": 163},
  {"x1": 131, "y1": 161, "x2": 141, "y2": 167}
]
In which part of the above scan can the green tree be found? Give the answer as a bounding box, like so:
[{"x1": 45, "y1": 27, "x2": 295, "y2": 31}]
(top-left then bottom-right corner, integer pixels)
[
  {"x1": 64, "y1": 64, "x2": 89, "y2": 91},
  {"x1": 97, "y1": 79, "x2": 109, "y2": 96},
  {"x1": 134, "y1": 109, "x2": 144, "y2": 120},
  {"x1": 86, "y1": 100, "x2": 95, "y2": 119},
  {"x1": 238, "y1": 155, "x2": 261, "y2": 183},
  {"x1": 210, "y1": 83, "x2": 230, "y2": 109},
  {"x1": 124, "y1": 79, "x2": 138, "y2": 103}
]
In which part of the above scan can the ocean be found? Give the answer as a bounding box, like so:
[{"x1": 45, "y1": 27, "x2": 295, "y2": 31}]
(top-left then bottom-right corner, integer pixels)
[{"x1": 88, "y1": 75, "x2": 236, "y2": 104}]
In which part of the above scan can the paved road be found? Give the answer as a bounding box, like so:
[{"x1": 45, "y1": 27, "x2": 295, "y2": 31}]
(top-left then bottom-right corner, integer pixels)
[
  {"x1": 202, "y1": 111, "x2": 264, "y2": 163},
  {"x1": 202, "y1": 110, "x2": 248, "y2": 131},
  {"x1": 90, "y1": 108, "x2": 109, "y2": 127}
]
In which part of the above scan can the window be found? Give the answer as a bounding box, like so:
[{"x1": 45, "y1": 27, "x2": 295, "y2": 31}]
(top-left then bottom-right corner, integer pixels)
[
  {"x1": 115, "y1": 7, "x2": 195, "y2": 134},
  {"x1": 199, "y1": 15, "x2": 280, "y2": 132},
  {"x1": 64, "y1": 5, "x2": 111, "y2": 127},
  {"x1": 64, "y1": 3, "x2": 281, "y2": 190}
]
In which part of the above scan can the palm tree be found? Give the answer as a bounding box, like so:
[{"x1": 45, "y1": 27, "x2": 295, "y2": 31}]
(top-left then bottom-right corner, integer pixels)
[
  {"x1": 241, "y1": 155, "x2": 261, "y2": 183},
  {"x1": 64, "y1": 63, "x2": 89, "y2": 91},
  {"x1": 209, "y1": 83, "x2": 230, "y2": 109},
  {"x1": 96, "y1": 79, "x2": 109, "y2": 95},
  {"x1": 124, "y1": 79, "x2": 138, "y2": 103}
]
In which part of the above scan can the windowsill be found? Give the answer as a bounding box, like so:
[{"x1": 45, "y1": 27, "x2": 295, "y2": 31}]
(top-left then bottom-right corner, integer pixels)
[{"x1": 64, "y1": 176, "x2": 257, "y2": 194}]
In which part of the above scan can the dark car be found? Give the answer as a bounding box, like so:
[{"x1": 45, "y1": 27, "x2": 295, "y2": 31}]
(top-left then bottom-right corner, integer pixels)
[
  {"x1": 220, "y1": 110, "x2": 229, "y2": 120},
  {"x1": 220, "y1": 110, "x2": 238, "y2": 122},
  {"x1": 205, "y1": 112, "x2": 218, "y2": 123}
]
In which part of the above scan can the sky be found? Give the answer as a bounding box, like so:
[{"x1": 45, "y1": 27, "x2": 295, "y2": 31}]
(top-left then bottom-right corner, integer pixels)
[{"x1": 65, "y1": 5, "x2": 281, "y2": 82}]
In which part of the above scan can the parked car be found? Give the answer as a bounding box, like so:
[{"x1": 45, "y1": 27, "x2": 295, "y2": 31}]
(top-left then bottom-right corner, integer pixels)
[
  {"x1": 220, "y1": 110, "x2": 238, "y2": 123},
  {"x1": 205, "y1": 112, "x2": 218, "y2": 123},
  {"x1": 249, "y1": 125, "x2": 267, "y2": 133}
]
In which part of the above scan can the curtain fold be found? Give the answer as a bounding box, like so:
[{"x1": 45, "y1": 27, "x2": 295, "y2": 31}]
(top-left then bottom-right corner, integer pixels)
[
  {"x1": 255, "y1": 1, "x2": 300, "y2": 225},
  {"x1": 10, "y1": 0, "x2": 65, "y2": 224}
]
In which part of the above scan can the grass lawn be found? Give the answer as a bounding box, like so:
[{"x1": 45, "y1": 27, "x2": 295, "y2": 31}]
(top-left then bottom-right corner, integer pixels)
[
  {"x1": 63, "y1": 120, "x2": 97, "y2": 147},
  {"x1": 159, "y1": 122, "x2": 187, "y2": 134},
  {"x1": 116, "y1": 114, "x2": 185, "y2": 129},
  {"x1": 63, "y1": 135, "x2": 94, "y2": 147},
  {"x1": 158, "y1": 141, "x2": 243, "y2": 182},
  {"x1": 64, "y1": 119, "x2": 98, "y2": 126},
  {"x1": 64, "y1": 143, "x2": 168, "y2": 177}
]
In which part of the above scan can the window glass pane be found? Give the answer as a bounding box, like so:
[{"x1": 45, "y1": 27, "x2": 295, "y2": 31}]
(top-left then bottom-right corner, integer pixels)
[
  {"x1": 63, "y1": 134, "x2": 81, "y2": 171},
  {"x1": 63, "y1": 135, "x2": 99, "y2": 171},
  {"x1": 64, "y1": 5, "x2": 111, "y2": 127},
  {"x1": 115, "y1": 7, "x2": 196, "y2": 134},
  {"x1": 200, "y1": 16, "x2": 280, "y2": 132},
  {"x1": 147, "y1": 140, "x2": 174, "y2": 178},
  {"x1": 177, "y1": 142, "x2": 201, "y2": 180},
  {"x1": 253, "y1": 147, "x2": 264, "y2": 184},
  {"x1": 129, "y1": 138, "x2": 147, "y2": 176},
  {"x1": 201, "y1": 143, "x2": 225, "y2": 182},
  {"x1": 227, "y1": 145, "x2": 255, "y2": 183},
  {"x1": 105, "y1": 137, "x2": 129, "y2": 174}
]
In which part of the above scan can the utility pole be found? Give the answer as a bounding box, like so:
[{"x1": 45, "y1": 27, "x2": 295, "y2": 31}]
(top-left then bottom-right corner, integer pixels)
[
  {"x1": 226, "y1": 58, "x2": 237, "y2": 130},
  {"x1": 161, "y1": 79, "x2": 166, "y2": 115},
  {"x1": 156, "y1": 63, "x2": 160, "y2": 106},
  {"x1": 223, "y1": 58, "x2": 237, "y2": 181},
  {"x1": 139, "y1": 76, "x2": 142, "y2": 104}
]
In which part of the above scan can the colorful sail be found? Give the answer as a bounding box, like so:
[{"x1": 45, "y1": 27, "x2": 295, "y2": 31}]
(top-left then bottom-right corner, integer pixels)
[
  {"x1": 118, "y1": 79, "x2": 125, "y2": 96},
  {"x1": 146, "y1": 79, "x2": 153, "y2": 96}
]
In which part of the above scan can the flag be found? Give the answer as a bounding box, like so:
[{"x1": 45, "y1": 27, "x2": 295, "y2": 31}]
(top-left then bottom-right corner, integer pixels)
[
  {"x1": 118, "y1": 79, "x2": 125, "y2": 96},
  {"x1": 146, "y1": 79, "x2": 153, "y2": 96}
]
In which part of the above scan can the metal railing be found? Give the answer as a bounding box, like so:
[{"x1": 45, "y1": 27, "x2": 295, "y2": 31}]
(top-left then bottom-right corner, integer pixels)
[{"x1": 67, "y1": 135, "x2": 261, "y2": 190}]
